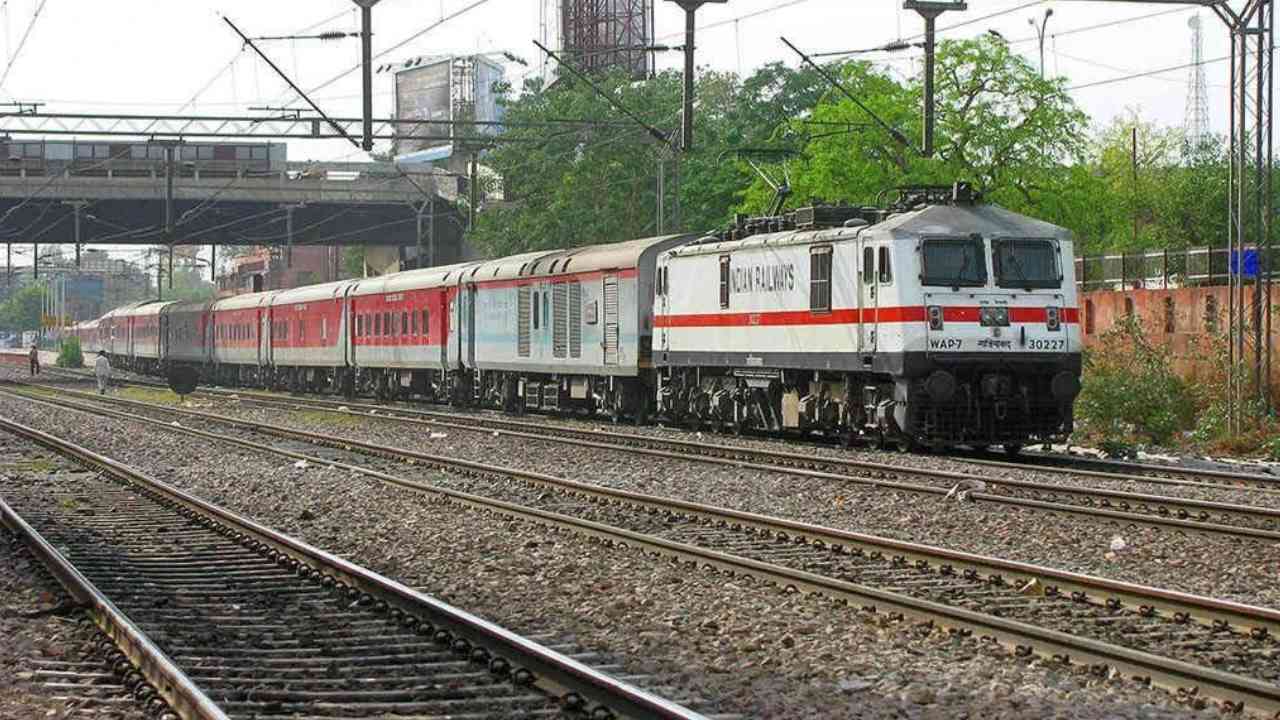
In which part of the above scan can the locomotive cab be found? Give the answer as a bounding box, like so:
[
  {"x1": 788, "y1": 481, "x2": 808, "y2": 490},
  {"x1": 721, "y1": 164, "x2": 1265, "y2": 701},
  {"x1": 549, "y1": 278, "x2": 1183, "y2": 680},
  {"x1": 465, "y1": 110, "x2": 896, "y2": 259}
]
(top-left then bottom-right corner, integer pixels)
[{"x1": 902, "y1": 228, "x2": 1081, "y2": 448}]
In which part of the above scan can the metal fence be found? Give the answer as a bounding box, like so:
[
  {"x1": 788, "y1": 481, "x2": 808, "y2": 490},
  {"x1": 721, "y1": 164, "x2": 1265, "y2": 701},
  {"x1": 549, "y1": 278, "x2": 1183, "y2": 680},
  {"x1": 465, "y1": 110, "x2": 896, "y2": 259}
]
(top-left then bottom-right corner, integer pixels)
[{"x1": 1075, "y1": 246, "x2": 1278, "y2": 293}]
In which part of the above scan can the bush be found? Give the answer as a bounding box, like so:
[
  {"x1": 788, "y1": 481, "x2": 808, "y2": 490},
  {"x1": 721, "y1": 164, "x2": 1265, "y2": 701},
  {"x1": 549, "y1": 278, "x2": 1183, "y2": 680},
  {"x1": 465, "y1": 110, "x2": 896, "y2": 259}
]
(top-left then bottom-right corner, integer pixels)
[
  {"x1": 1074, "y1": 317, "x2": 1196, "y2": 447},
  {"x1": 55, "y1": 336, "x2": 83, "y2": 369}
]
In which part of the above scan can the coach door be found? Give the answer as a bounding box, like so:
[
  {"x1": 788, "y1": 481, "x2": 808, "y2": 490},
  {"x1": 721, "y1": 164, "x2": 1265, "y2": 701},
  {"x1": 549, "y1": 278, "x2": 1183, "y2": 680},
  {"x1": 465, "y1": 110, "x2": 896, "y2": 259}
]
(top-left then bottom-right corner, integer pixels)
[
  {"x1": 465, "y1": 284, "x2": 477, "y2": 368},
  {"x1": 602, "y1": 274, "x2": 620, "y2": 365},
  {"x1": 258, "y1": 310, "x2": 271, "y2": 365},
  {"x1": 859, "y1": 245, "x2": 878, "y2": 354}
]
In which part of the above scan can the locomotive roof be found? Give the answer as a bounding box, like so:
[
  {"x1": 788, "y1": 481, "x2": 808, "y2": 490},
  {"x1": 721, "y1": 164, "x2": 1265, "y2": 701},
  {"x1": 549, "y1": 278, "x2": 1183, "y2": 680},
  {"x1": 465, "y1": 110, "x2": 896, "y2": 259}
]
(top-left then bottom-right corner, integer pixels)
[
  {"x1": 872, "y1": 202, "x2": 1072, "y2": 241},
  {"x1": 272, "y1": 279, "x2": 357, "y2": 304},
  {"x1": 213, "y1": 291, "x2": 278, "y2": 311},
  {"x1": 524, "y1": 234, "x2": 695, "y2": 279},
  {"x1": 665, "y1": 203, "x2": 1070, "y2": 258}
]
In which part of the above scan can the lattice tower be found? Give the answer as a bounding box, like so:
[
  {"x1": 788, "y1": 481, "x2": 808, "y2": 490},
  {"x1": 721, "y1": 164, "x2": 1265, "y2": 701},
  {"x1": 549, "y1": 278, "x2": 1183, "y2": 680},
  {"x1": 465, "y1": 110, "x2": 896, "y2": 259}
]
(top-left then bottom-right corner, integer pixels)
[
  {"x1": 560, "y1": 0, "x2": 654, "y2": 79},
  {"x1": 1185, "y1": 13, "x2": 1210, "y2": 146}
]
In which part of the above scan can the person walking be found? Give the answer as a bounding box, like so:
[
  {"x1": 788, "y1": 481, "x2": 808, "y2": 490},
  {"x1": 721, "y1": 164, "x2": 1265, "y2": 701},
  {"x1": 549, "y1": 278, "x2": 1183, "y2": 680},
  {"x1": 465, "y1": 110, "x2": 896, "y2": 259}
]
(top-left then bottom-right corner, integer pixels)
[
  {"x1": 94, "y1": 351, "x2": 112, "y2": 395},
  {"x1": 27, "y1": 344, "x2": 39, "y2": 376}
]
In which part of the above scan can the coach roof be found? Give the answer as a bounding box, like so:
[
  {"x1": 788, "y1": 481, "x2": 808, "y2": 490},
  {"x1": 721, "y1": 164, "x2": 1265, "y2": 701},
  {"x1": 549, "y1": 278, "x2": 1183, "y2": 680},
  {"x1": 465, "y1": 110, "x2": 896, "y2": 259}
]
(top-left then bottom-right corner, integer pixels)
[
  {"x1": 348, "y1": 260, "x2": 479, "y2": 296},
  {"x1": 212, "y1": 290, "x2": 277, "y2": 312},
  {"x1": 524, "y1": 235, "x2": 694, "y2": 278},
  {"x1": 465, "y1": 250, "x2": 560, "y2": 283},
  {"x1": 272, "y1": 279, "x2": 357, "y2": 305}
]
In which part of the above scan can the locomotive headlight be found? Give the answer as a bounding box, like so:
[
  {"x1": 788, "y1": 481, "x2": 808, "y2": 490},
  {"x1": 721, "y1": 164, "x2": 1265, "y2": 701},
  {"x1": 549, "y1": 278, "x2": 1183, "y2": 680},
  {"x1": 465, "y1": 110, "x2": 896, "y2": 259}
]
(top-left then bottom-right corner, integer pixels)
[
  {"x1": 1046, "y1": 306, "x2": 1061, "y2": 331},
  {"x1": 980, "y1": 306, "x2": 1010, "y2": 327},
  {"x1": 927, "y1": 305, "x2": 944, "y2": 330}
]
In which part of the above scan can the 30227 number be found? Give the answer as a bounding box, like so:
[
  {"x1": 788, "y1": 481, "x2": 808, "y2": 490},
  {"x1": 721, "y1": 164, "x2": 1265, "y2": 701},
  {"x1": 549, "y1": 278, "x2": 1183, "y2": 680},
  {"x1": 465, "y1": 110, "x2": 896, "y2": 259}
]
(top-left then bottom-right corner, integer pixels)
[{"x1": 1028, "y1": 338, "x2": 1065, "y2": 351}]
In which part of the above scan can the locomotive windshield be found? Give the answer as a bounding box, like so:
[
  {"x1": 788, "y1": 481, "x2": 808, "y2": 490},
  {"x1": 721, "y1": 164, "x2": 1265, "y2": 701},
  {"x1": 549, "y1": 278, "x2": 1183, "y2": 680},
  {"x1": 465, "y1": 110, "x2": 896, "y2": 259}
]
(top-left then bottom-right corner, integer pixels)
[
  {"x1": 993, "y1": 239, "x2": 1060, "y2": 289},
  {"x1": 920, "y1": 237, "x2": 987, "y2": 287}
]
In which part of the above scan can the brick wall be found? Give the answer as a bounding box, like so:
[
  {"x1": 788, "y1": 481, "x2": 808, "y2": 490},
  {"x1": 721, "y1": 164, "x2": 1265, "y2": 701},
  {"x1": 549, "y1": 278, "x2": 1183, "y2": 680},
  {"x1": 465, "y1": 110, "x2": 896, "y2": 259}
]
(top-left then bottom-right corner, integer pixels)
[{"x1": 1080, "y1": 285, "x2": 1279, "y2": 391}]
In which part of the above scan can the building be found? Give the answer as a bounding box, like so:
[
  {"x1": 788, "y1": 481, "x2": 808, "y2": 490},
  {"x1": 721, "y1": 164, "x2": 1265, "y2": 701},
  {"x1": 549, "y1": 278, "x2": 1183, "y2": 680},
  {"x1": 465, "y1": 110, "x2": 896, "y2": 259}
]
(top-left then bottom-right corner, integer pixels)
[{"x1": 217, "y1": 246, "x2": 339, "y2": 297}]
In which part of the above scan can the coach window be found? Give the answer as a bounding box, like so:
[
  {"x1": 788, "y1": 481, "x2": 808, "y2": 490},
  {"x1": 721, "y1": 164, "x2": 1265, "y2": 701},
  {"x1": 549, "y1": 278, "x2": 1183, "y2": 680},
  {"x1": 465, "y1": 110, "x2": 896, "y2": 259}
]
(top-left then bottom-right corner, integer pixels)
[
  {"x1": 422, "y1": 309, "x2": 430, "y2": 338},
  {"x1": 383, "y1": 312, "x2": 391, "y2": 336},
  {"x1": 533, "y1": 292, "x2": 540, "y2": 330},
  {"x1": 719, "y1": 256, "x2": 731, "y2": 309},
  {"x1": 878, "y1": 247, "x2": 893, "y2": 284},
  {"x1": 411, "y1": 309, "x2": 418, "y2": 335},
  {"x1": 402, "y1": 311, "x2": 409, "y2": 336},
  {"x1": 810, "y1": 246, "x2": 832, "y2": 313},
  {"x1": 543, "y1": 291, "x2": 550, "y2": 329},
  {"x1": 374, "y1": 313, "x2": 382, "y2": 336}
]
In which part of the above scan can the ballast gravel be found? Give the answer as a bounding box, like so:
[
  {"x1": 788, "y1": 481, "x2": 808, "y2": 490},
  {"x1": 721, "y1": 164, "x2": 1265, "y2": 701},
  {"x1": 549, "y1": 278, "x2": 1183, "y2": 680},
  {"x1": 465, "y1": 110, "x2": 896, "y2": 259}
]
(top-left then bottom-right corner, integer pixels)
[
  {"x1": 90, "y1": 384, "x2": 1280, "y2": 611},
  {"x1": 0, "y1": 447, "x2": 150, "y2": 720},
  {"x1": 0, "y1": 379, "x2": 1244, "y2": 719}
]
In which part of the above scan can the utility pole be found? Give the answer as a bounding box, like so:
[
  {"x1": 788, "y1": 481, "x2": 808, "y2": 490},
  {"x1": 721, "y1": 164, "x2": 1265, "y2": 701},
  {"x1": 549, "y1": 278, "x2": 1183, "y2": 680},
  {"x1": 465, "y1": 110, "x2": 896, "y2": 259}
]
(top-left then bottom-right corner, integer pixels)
[
  {"x1": 666, "y1": 0, "x2": 726, "y2": 152},
  {"x1": 468, "y1": 152, "x2": 479, "y2": 231},
  {"x1": 353, "y1": 0, "x2": 381, "y2": 151},
  {"x1": 1028, "y1": 8, "x2": 1054, "y2": 79},
  {"x1": 281, "y1": 203, "x2": 306, "y2": 269},
  {"x1": 164, "y1": 143, "x2": 176, "y2": 292},
  {"x1": 904, "y1": 1, "x2": 967, "y2": 157},
  {"x1": 62, "y1": 200, "x2": 88, "y2": 269},
  {"x1": 1131, "y1": 126, "x2": 1139, "y2": 246},
  {"x1": 415, "y1": 198, "x2": 435, "y2": 269}
]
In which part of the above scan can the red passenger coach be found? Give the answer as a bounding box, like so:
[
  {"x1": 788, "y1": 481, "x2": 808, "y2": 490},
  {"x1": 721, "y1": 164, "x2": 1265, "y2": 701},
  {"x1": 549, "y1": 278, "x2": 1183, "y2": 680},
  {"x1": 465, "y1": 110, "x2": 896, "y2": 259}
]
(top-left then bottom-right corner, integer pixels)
[
  {"x1": 211, "y1": 292, "x2": 274, "y2": 386},
  {"x1": 267, "y1": 281, "x2": 353, "y2": 392},
  {"x1": 348, "y1": 262, "x2": 472, "y2": 401}
]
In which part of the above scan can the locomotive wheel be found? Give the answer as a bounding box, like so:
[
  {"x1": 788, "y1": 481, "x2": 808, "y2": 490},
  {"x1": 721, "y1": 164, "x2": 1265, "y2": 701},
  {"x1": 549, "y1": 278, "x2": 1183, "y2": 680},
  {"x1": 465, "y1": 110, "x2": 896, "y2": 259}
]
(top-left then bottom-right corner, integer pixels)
[{"x1": 1004, "y1": 443, "x2": 1023, "y2": 457}]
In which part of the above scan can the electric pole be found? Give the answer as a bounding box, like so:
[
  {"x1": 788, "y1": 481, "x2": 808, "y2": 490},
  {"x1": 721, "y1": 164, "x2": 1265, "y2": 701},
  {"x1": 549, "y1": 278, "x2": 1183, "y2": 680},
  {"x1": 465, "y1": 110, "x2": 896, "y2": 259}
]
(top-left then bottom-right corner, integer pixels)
[
  {"x1": 1028, "y1": 7, "x2": 1054, "y2": 79},
  {"x1": 904, "y1": 1, "x2": 967, "y2": 157},
  {"x1": 61, "y1": 200, "x2": 88, "y2": 269},
  {"x1": 353, "y1": 0, "x2": 382, "y2": 151},
  {"x1": 666, "y1": 0, "x2": 726, "y2": 152}
]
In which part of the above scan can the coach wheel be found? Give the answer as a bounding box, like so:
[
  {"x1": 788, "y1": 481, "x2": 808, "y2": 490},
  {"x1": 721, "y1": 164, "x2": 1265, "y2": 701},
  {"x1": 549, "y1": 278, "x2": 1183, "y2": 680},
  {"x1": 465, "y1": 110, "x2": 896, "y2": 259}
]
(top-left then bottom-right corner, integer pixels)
[
  {"x1": 1004, "y1": 443, "x2": 1023, "y2": 457},
  {"x1": 895, "y1": 437, "x2": 916, "y2": 454}
]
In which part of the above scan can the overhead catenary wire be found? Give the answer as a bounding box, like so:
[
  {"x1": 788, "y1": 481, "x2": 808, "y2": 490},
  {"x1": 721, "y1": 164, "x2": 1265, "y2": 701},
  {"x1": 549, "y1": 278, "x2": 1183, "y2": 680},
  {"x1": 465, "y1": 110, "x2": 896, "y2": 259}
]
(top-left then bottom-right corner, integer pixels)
[{"x1": 0, "y1": 0, "x2": 47, "y2": 97}]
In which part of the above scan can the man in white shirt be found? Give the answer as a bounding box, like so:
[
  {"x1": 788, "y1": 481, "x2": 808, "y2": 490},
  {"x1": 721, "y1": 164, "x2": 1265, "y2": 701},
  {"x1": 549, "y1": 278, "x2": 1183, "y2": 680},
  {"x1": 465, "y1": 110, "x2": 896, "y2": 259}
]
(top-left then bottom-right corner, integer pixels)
[{"x1": 94, "y1": 351, "x2": 111, "y2": 394}]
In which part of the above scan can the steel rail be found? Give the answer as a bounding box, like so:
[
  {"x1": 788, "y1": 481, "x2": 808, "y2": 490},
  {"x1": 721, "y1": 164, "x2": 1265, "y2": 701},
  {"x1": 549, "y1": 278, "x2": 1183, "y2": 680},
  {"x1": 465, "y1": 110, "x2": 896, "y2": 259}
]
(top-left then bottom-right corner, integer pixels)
[
  {"x1": 8, "y1": 385, "x2": 1280, "y2": 636},
  {"x1": 0, "y1": 409, "x2": 711, "y2": 720},
  {"x1": 0, "y1": 496, "x2": 227, "y2": 720},
  {"x1": 52, "y1": 378, "x2": 1280, "y2": 540},
  {"x1": 35, "y1": 365, "x2": 1280, "y2": 491},
  {"x1": 5, "y1": 385, "x2": 1280, "y2": 717},
  {"x1": 963, "y1": 450, "x2": 1280, "y2": 490}
]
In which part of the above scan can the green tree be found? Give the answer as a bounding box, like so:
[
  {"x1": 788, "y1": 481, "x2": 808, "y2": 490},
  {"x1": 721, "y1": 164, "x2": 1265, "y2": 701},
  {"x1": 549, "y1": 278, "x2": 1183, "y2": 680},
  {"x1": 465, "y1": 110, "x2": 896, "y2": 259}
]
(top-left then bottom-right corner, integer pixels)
[
  {"x1": 775, "y1": 37, "x2": 1088, "y2": 214},
  {"x1": 0, "y1": 283, "x2": 46, "y2": 333}
]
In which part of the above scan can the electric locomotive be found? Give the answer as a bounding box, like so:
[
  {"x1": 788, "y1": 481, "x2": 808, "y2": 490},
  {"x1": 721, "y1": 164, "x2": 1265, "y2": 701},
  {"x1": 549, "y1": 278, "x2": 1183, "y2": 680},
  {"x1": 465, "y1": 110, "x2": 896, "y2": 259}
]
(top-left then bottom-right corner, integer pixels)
[{"x1": 652, "y1": 184, "x2": 1082, "y2": 451}]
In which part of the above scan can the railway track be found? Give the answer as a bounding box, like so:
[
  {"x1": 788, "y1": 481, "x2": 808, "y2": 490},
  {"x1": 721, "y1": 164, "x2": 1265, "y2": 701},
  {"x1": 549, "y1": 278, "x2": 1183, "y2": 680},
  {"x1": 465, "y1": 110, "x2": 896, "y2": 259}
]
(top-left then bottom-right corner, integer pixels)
[
  {"x1": 0, "y1": 411, "x2": 719, "y2": 720},
  {"x1": 5, "y1": 383, "x2": 1280, "y2": 716},
  {"x1": 35, "y1": 375, "x2": 1280, "y2": 542},
  {"x1": 37, "y1": 364, "x2": 1280, "y2": 493}
]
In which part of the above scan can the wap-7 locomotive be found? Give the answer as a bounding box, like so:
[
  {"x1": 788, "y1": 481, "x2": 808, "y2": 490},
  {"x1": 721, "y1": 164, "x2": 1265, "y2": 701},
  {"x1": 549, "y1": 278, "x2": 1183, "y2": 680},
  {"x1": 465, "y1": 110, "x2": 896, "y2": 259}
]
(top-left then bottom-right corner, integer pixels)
[
  {"x1": 653, "y1": 186, "x2": 1081, "y2": 450},
  {"x1": 73, "y1": 185, "x2": 1080, "y2": 451}
]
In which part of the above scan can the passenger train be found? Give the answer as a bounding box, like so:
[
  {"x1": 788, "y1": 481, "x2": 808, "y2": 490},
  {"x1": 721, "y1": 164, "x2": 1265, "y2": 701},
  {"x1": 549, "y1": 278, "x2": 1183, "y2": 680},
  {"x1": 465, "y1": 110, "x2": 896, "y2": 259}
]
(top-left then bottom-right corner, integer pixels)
[{"x1": 70, "y1": 184, "x2": 1082, "y2": 451}]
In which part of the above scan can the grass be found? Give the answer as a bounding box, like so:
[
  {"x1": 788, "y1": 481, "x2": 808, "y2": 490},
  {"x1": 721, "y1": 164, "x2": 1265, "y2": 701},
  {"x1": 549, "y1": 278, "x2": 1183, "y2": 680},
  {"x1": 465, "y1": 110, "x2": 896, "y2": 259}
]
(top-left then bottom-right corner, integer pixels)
[
  {"x1": 293, "y1": 409, "x2": 362, "y2": 427},
  {"x1": 118, "y1": 386, "x2": 183, "y2": 406}
]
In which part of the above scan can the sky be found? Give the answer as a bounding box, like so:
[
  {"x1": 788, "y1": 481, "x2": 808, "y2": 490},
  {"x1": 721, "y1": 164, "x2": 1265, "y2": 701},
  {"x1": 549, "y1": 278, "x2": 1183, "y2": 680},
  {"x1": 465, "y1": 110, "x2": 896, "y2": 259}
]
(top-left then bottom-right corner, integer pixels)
[
  {"x1": 0, "y1": 0, "x2": 1243, "y2": 269},
  {"x1": 0, "y1": 0, "x2": 1235, "y2": 161}
]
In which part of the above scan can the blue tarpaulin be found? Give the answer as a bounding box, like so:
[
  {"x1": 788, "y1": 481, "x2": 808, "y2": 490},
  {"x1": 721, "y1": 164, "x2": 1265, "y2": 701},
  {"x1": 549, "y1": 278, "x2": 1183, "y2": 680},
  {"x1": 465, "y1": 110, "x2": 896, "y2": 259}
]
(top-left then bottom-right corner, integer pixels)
[{"x1": 1230, "y1": 249, "x2": 1259, "y2": 277}]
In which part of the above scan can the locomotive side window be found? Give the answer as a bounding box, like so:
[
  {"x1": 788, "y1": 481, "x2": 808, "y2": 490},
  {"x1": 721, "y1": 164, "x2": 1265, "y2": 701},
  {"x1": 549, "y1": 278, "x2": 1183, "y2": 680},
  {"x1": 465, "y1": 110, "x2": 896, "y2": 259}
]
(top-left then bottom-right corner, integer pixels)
[
  {"x1": 862, "y1": 247, "x2": 874, "y2": 284},
  {"x1": 878, "y1": 247, "x2": 892, "y2": 284},
  {"x1": 719, "y1": 256, "x2": 730, "y2": 309},
  {"x1": 810, "y1": 246, "x2": 832, "y2": 313},
  {"x1": 921, "y1": 237, "x2": 987, "y2": 287},
  {"x1": 993, "y1": 239, "x2": 1060, "y2": 289}
]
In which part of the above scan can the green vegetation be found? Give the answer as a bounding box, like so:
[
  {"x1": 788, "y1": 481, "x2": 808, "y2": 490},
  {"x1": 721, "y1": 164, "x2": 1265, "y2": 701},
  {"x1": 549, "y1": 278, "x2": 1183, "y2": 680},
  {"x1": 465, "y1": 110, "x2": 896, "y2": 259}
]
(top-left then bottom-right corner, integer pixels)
[
  {"x1": 119, "y1": 386, "x2": 182, "y2": 406},
  {"x1": 0, "y1": 282, "x2": 46, "y2": 334},
  {"x1": 1072, "y1": 321, "x2": 1280, "y2": 458},
  {"x1": 55, "y1": 336, "x2": 84, "y2": 368},
  {"x1": 469, "y1": 37, "x2": 1229, "y2": 258}
]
